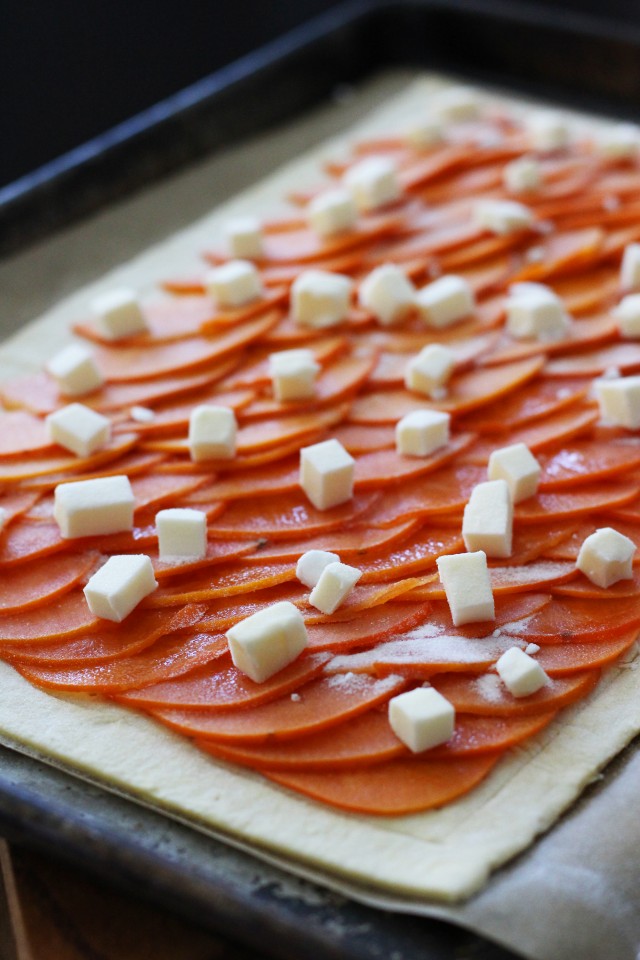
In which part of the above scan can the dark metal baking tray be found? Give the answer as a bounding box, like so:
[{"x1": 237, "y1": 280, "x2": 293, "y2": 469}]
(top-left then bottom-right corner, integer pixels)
[
  {"x1": 3, "y1": 0, "x2": 640, "y2": 257},
  {"x1": 2, "y1": 1, "x2": 640, "y2": 957}
]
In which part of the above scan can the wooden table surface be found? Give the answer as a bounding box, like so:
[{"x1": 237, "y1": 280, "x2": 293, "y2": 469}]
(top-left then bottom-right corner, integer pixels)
[{"x1": 0, "y1": 841, "x2": 262, "y2": 960}]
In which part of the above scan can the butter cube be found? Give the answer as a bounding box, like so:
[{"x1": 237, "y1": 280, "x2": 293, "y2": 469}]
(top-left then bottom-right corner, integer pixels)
[
  {"x1": 307, "y1": 188, "x2": 357, "y2": 238},
  {"x1": 388, "y1": 687, "x2": 455, "y2": 753},
  {"x1": 496, "y1": 647, "x2": 548, "y2": 698},
  {"x1": 46, "y1": 403, "x2": 111, "y2": 458},
  {"x1": 205, "y1": 260, "x2": 263, "y2": 307},
  {"x1": 595, "y1": 375, "x2": 640, "y2": 429},
  {"x1": 405, "y1": 343, "x2": 456, "y2": 398},
  {"x1": 309, "y1": 561, "x2": 362, "y2": 614},
  {"x1": 46, "y1": 344, "x2": 104, "y2": 397},
  {"x1": 488, "y1": 442, "x2": 541, "y2": 503},
  {"x1": 405, "y1": 118, "x2": 443, "y2": 148},
  {"x1": 595, "y1": 123, "x2": 640, "y2": 160},
  {"x1": 505, "y1": 282, "x2": 570, "y2": 341},
  {"x1": 436, "y1": 551, "x2": 495, "y2": 626},
  {"x1": 613, "y1": 294, "x2": 640, "y2": 338},
  {"x1": 463, "y1": 479, "x2": 513, "y2": 558},
  {"x1": 90, "y1": 288, "x2": 148, "y2": 340},
  {"x1": 503, "y1": 156, "x2": 542, "y2": 193},
  {"x1": 54, "y1": 475, "x2": 134, "y2": 538},
  {"x1": 156, "y1": 508, "x2": 207, "y2": 561},
  {"x1": 189, "y1": 405, "x2": 237, "y2": 461},
  {"x1": 224, "y1": 217, "x2": 264, "y2": 259},
  {"x1": 576, "y1": 527, "x2": 635, "y2": 588},
  {"x1": 343, "y1": 156, "x2": 401, "y2": 212},
  {"x1": 296, "y1": 549, "x2": 340, "y2": 588},
  {"x1": 226, "y1": 600, "x2": 308, "y2": 683},
  {"x1": 291, "y1": 270, "x2": 352, "y2": 328},
  {"x1": 396, "y1": 409, "x2": 450, "y2": 457},
  {"x1": 527, "y1": 111, "x2": 569, "y2": 152},
  {"x1": 84, "y1": 555, "x2": 158, "y2": 623},
  {"x1": 474, "y1": 199, "x2": 533, "y2": 235},
  {"x1": 268, "y1": 348, "x2": 320, "y2": 401},
  {"x1": 620, "y1": 244, "x2": 640, "y2": 290},
  {"x1": 431, "y1": 87, "x2": 479, "y2": 123},
  {"x1": 415, "y1": 275, "x2": 474, "y2": 328},
  {"x1": 358, "y1": 264, "x2": 415, "y2": 326},
  {"x1": 300, "y1": 438, "x2": 354, "y2": 511}
]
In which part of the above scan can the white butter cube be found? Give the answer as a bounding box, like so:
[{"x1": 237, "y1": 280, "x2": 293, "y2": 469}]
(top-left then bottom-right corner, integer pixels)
[
  {"x1": 130, "y1": 405, "x2": 155, "y2": 423},
  {"x1": 405, "y1": 118, "x2": 443, "y2": 148},
  {"x1": 84, "y1": 554, "x2": 158, "y2": 623},
  {"x1": 268, "y1": 348, "x2": 320, "y2": 401},
  {"x1": 431, "y1": 86, "x2": 480, "y2": 123},
  {"x1": 46, "y1": 344, "x2": 104, "y2": 397},
  {"x1": 613, "y1": 294, "x2": 640, "y2": 338},
  {"x1": 388, "y1": 687, "x2": 455, "y2": 753},
  {"x1": 488, "y1": 442, "x2": 541, "y2": 503},
  {"x1": 296, "y1": 549, "x2": 340, "y2": 588},
  {"x1": 620, "y1": 243, "x2": 640, "y2": 290},
  {"x1": 226, "y1": 600, "x2": 308, "y2": 683},
  {"x1": 156, "y1": 508, "x2": 207, "y2": 561},
  {"x1": 415, "y1": 275, "x2": 474, "y2": 328},
  {"x1": 436, "y1": 551, "x2": 495, "y2": 626},
  {"x1": 576, "y1": 527, "x2": 635, "y2": 588},
  {"x1": 307, "y1": 188, "x2": 357, "y2": 238},
  {"x1": 309, "y1": 561, "x2": 362, "y2": 614},
  {"x1": 462, "y1": 479, "x2": 513, "y2": 558},
  {"x1": 46, "y1": 403, "x2": 111, "y2": 458},
  {"x1": 54, "y1": 475, "x2": 134, "y2": 538},
  {"x1": 496, "y1": 647, "x2": 549, "y2": 698},
  {"x1": 189, "y1": 405, "x2": 237, "y2": 461},
  {"x1": 503, "y1": 156, "x2": 542, "y2": 193},
  {"x1": 205, "y1": 260, "x2": 263, "y2": 307},
  {"x1": 358, "y1": 264, "x2": 415, "y2": 326},
  {"x1": 595, "y1": 375, "x2": 640, "y2": 429},
  {"x1": 405, "y1": 343, "x2": 456, "y2": 398},
  {"x1": 396, "y1": 409, "x2": 450, "y2": 457},
  {"x1": 527, "y1": 111, "x2": 569, "y2": 152},
  {"x1": 505, "y1": 282, "x2": 570, "y2": 341},
  {"x1": 90, "y1": 288, "x2": 148, "y2": 340},
  {"x1": 224, "y1": 217, "x2": 264, "y2": 259},
  {"x1": 291, "y1": 270, "x2": 352, "y2": 328},
  {"x1": 474, "y1": 199, "x2": 533, "y2": 235},
  {"x1": 300, "y1": 438, "x2": 354, "y2": 511},
  {"x1": 343, "y1": 156, "x2": 401, "y2": 212},
  {"x1": 595, "y1": 123, "x2": 640, "y2": 160}
]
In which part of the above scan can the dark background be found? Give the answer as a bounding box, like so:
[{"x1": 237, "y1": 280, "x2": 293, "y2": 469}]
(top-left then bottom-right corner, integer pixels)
[{"x1": 1, "y1": 0, "x2": 637, "y2": 190}]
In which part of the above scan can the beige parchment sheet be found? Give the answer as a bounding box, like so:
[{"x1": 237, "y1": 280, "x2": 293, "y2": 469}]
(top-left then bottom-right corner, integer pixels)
[{"x1": 1, "y1": 71, "x2": 640, "y2": 960}]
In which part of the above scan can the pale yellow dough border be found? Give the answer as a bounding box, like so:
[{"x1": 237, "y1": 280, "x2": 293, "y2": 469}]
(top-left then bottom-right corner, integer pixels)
[{"x1": 1, "y1": 76, "x2": 638, "y2": 903}]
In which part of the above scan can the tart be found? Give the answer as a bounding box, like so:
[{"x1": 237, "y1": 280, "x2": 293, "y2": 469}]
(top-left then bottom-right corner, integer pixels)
[{"x1": 0, "y1": 77, "x2": 639, "y2": 903}]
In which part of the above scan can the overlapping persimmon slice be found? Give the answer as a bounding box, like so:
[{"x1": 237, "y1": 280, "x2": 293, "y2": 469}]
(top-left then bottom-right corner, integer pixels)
[{"x1": 0, "y1": 101, "x2": 638, "y2": 822}]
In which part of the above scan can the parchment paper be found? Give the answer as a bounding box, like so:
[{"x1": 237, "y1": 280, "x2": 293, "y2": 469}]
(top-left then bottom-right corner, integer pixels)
[{"x1": 2, "y1": 70, "x2": 640, "y2": 960}]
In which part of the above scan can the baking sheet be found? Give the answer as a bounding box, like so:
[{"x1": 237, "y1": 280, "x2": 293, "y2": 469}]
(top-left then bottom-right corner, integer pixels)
[{"x1": 2, "y1": 69, "x2": 640, "y2": 960}]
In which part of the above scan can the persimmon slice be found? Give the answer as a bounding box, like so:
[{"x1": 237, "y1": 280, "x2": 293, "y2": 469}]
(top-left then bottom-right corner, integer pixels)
[
  {"x1": 262, "y1": 753, "x2": 499, "y2": 816},
  {"x1": 150, "y1": 673, "x2": 407, "y2": 743},
  {"x1": 431, "y1": 669, "x2": 600, "y2": 716},
  {"x1": 502, "y1": 596, "x2": 640, "y2": 643},
  {"x1": 208, "y1": 492, "x2": 380, "y2": 540},
  {"x1": 305, "y1": 602, "x2": 433, "y2": 652},
  {"x1": 349, "y1": 357, "x2": 544, "y2": 423},
  {"x1": 118, "y1": 652, "x2": 331, "y2": 711},
  {"x1": 17, "y1": 629, "x2": 227, "y2": 692},
  {"x1": 0, "y1": 591, "x2": 99, "y2": 643},
  {"x1": 0, "y1": 552, "x2": 97, "y2": 614},
  {"x1": 200, "y1": 709, "x2": 556, "y2": 771},
  {"x1": 94, "y1": 313, "x2": 279, "y2": 382},
  {"x1": 3, "y1": 604, "x2": 206, "y2": 667}
]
